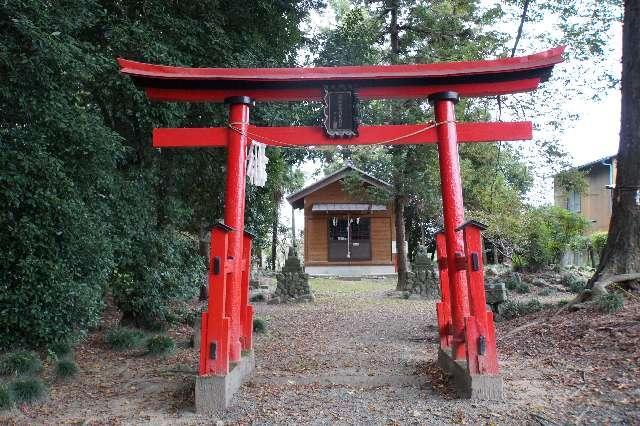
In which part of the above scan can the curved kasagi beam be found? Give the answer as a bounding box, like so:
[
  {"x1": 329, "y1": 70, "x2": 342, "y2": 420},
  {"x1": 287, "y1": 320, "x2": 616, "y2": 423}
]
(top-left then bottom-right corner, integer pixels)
[{"x1": 118, "y1": 46, "x2": 564, "y2": 102}]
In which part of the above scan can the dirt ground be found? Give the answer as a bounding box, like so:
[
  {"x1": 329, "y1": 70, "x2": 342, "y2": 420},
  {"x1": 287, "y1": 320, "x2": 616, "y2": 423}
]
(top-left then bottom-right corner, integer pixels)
[{"x1": 1, "y1": 277, "x2": 638, "y2": 425}]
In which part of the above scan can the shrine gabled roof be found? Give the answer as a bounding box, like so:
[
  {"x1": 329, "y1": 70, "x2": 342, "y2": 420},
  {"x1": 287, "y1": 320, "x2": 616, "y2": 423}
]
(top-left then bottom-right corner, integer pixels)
[
  {"x1": 286, "y1": 165, "x2": 392, "y2": 210},
  {"x1": 117, "y1": 47, "x2": 565, "y2": 102}
]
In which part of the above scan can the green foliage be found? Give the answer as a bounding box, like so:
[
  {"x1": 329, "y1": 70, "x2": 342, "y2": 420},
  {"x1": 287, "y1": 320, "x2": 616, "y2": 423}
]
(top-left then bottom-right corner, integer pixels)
[
  {"x1": 49, "y1": 341, "x2": 73, "y2": 358},
  {"x1": 0, "y1": 0, "x2": 317, "y2": 349},
  {"x1": 504, "y1": 273, "x2": 528, "y2": 293},
  {"x1": 569, "y1": 280, "x2": 587, "y2": 294},
  {"x1": 499, "y1": 299, "x2": 544, "y2": 320},
  {"x1": 590, "y1": 232, "x2": 608, "y2": 254},
  {"x1": 554, "y1": 169, "x2": 589, "y2": 194},
  {"x1": 595, "y1": 293, "x2": 624, "y2": 314},
  {"x1": 0, "y1": 384, "x2": 11, "y2": 411},
  {"x1": 253, "y1": 318, "x2": 267, "y2": 333},
  {"x1": 145, "y1": 335, "x2": 175, "y2": 356},
  {"x1": 511, "y1": 254, "x2": 529, "y2": 272},
  {"x1": 110, "y1": 230, "x2": 204, "y2": 330},
  {"x1": 514, "y1": 282, "x2": 531, "y2": 294},
  {"x1": 104, "y1": 328, "x2": 145, "y2": 351},
  {"x1": 561, "y1": 273, "x2": 588, "y2": 293},
  {"x1": 10, "y1": 378, "x2": 45, "y2": 403},
  {"x1": 55, "y1": 359, "x2": 78, "y2": 379},
  {"x1": 0, "y1": 351, "x2": 42, "y2": 377},
  {"x1": 517, "y1": 206, "x2": 589, "y2": 270}
]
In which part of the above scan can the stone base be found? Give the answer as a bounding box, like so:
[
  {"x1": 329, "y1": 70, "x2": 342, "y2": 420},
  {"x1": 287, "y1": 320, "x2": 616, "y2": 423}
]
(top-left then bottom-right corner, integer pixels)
[
  {"x1": 437, "y1": 348, "x2": 503, "y2": 400},
  {"x1": 195, "y1": 351, "x2": 255, "y2": 413}
]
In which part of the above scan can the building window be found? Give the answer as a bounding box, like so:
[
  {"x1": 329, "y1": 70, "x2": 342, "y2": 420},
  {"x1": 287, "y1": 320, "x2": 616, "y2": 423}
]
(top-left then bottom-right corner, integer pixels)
[{"x1": 567, "y1": 190, "x2": 581, "y2": 213}]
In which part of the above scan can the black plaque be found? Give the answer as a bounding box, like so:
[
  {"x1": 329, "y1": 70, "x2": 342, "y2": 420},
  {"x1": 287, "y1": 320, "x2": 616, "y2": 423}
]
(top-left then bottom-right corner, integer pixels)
[{"x1": 323, "y1": 85, "x2": 358, "y2": 138}]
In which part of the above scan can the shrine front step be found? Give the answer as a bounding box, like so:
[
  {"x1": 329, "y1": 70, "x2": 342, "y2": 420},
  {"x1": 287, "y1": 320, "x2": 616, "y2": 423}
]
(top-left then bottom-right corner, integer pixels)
[
  {"x1": 195, "y1": 351, "x2": 255, "y2": 413},
  {"x1": 437, "y1": 348, "x2": 503, "y2": 400}
]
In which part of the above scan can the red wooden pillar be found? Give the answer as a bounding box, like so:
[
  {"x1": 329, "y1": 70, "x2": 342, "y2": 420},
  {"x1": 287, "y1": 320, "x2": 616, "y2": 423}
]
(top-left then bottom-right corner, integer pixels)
[
  {"x1": 459, "y1": 221, "x2": 499, "y2": 374},
  {"x1": 240, "y1": 230, "x2": 254, "y2": 351},
  {"x1": 200, "y1": 223, "x2": 233, "y2": 375},
  {"x1": 430, "y1": 91, "x2": 470, "y2": 360},
  {"x1": 435, "y1": 232, "x2": 452, "y2": 349},
  {"x1": 224, "y1": 96, "x2": 254, "y2": 362}
]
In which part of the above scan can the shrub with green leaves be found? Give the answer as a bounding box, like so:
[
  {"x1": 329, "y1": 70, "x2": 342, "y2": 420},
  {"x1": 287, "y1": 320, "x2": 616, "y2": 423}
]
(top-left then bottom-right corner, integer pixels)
[
  {"x1": 49, "y1": 341, "x2": 73, "y2": 358},
  {"x1": 0, "y1": 351, "x2": 42, "y2": 377},
  {"x1": 146, "y1": 335, "x2": 175, "y2": 356},
  {"x1": 105, "y1": 328, "x2": 145, "y2": 351},
  {"x1": 595, "y1": 293, "x2": 624, "y2": 314},
  {"x1": 111, "y1": 231, "x2": 204, "y2": 330},
  {"x1": 56, "y1": 359, "x2": 79, "y2": 379},
  {"x1": 10, "y1": 378, "x2": 45, "y2": 403},
  {"x1": 0, "y1": 384, "x2": 12, "y2": 411},
  {"x1": 253, "y1": 318, "x2": 266, "y2": 333},
  {"x1": 516, "y1": 206, "x2": 588, "y2": 271},
  {"x1": 590, "y1": 232, "x2": 608, "y2": 256},
  {"x1": 499, "y1": 299, "x2": 544, "y2": 320}
]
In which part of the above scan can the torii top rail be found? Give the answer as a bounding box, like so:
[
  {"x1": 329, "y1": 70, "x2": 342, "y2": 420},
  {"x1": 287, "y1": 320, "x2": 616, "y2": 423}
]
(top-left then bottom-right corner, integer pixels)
[{"x1": 118, "y1": 47, "x2": 563, "y2": 392}]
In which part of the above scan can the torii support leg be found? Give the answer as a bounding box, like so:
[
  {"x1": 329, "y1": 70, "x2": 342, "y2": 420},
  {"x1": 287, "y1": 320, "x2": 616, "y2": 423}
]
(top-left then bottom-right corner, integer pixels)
[
  {"x1": 196, "y1": 96, "x2": 256, "y2": 413},
  {"x1": 430, "y1": 91, "x2": 470, "y2": 361},
  {"x1": 430, "y1": 92, "x2": 502, "y2": 400}
]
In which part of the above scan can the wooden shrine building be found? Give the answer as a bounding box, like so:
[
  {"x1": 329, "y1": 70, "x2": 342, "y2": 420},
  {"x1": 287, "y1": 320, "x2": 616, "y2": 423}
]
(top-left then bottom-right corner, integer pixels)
[{"x1": 287, "y1": 165, "x2": 402, "y2": 276}]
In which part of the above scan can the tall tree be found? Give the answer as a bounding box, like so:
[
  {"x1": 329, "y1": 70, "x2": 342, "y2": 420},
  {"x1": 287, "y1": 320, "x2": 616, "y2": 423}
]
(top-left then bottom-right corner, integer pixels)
[{"x1": 589, "y1": 0, "x2": 640, "y2": 294}]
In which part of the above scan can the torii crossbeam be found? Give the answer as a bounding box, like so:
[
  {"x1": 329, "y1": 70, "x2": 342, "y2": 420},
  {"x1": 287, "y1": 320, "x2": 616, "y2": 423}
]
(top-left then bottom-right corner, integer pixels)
[{"x1": 118, "y1": 46, "x2": 563, "y2": 411}]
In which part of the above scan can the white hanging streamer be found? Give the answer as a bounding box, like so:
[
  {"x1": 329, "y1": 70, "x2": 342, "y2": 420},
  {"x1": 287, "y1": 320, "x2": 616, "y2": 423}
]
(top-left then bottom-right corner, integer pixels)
[{"x1": 246, "y1": 140, "x2": 268, "y2": 187}]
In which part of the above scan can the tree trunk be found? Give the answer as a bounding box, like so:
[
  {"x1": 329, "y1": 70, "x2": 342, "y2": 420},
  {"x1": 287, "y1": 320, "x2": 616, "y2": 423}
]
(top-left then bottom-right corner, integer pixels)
[
  {"x1": 589, "y1": 0, "x2": 640, "y2": 294},
  {"x1": 270, "y1": 207, "x2": 279, "y2": 270},
  {"x1": 387, "y1": 0, "x2": 410, "y2": 291},
  {"x1": 394, "y1": 193, "x2": 409, "y2": 290}
]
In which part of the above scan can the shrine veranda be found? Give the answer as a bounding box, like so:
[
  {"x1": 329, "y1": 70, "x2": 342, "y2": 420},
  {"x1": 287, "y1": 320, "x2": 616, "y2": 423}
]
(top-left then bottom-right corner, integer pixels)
[{"x1": 118, "y1": 47, "x2": 564, "y2": 411}]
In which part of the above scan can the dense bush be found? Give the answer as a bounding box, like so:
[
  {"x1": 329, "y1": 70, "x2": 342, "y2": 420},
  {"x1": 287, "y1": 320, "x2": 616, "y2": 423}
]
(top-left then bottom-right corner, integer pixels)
[
  {"x1": 0, "y1": 0, "x2": 315, "y2": 350},
  {"x1": 145, "y1": 335, "x2": 175, "y2": 356},
  {"x1": 105, "y1": 328, "x2": 145, "y2": 351},
  {"x1": 517, "y1": 206, "x2": 588, "y2": 270},
  {"x1": 111, "y1": 230, "x2": 203, "y2": 330},
  {"x1": 0, "y1": 351, "x2": 42, "y2": 377},
  {"x1": 590, "y1": 232, "x2": 608, "y2": 255}
]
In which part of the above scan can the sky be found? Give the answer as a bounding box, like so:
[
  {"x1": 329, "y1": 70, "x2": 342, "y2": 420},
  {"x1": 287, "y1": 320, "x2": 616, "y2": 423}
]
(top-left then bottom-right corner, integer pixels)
[{"x1": 278, "y1": 2, "x2": 623, "y2": 241}]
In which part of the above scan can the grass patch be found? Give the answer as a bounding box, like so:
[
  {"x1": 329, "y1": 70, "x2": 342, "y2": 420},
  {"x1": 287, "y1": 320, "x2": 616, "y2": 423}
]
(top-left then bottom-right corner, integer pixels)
[
  {"x1": 0, "y1": 351, "x2": 42, "y2": 377},
  {"x1": 56, "y1": 359, "x2": 79, "y2": 379},
  {"x1": 10, "y1": 378, "x2": 45, "y2": 403},
  {"x1": 0, "y1": 384, "x2": 12, "y2": 411},
  {"x1": 105, "y1": 327, "x2": 145, "y2": 351},
  {"x1": 146, "y1": 335, "x2": 175, "y2": 356},
  {"x1": 253, "y1": 318, "x2": 266, "y2": 333},
  {"x1": 595, "y1": 293, "x2": 624, "y2": 314}
]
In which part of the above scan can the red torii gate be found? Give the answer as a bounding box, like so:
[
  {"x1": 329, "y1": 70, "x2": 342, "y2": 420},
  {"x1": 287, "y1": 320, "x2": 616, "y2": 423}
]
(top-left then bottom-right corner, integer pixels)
[{"x1": 118, "y1": 47, "x2": 563, "y2": 410}]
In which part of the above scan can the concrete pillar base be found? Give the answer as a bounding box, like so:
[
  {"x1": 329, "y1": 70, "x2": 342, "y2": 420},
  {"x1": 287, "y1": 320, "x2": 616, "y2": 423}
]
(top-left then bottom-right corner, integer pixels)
[
  {"x1": 195, "y1": 351, "x2": 255, "y2": 413},
  {"x1": 437, "y1": 348, "x2": 503, "y2": 400}
]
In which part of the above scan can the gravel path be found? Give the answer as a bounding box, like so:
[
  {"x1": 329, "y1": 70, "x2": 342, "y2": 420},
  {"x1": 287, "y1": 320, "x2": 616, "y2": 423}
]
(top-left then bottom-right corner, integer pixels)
[{"x1": 2, "y1": 277, "x2": 637, "y2": 425}]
